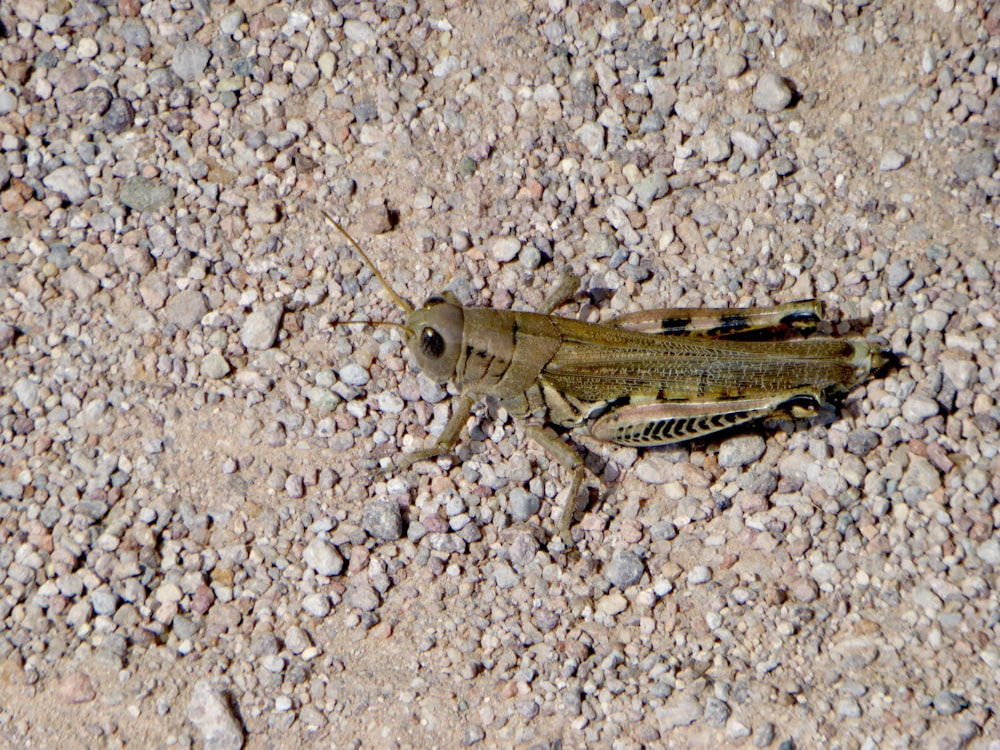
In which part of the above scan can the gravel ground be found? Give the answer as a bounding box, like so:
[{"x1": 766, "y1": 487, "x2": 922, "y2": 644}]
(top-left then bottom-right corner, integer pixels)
[{"x1": 1, "y1": 0, "x2": 999, "y2": 748}]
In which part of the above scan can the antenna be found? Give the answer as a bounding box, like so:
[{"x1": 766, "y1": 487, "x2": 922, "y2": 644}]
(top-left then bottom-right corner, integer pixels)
[{"x1": 321, "y1": 210, "x2": 414, "y2": 314}]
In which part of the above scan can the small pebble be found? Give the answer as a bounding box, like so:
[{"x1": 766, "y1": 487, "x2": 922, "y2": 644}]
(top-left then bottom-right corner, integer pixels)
[
  {"x1": 718, "y1": 435, "x2": 766, "y2": 468},
  {"x1": 363, "y1": 499, "x2": 404, "y2": 541},
  {"x1": 57, "y1": 672, "x2": 96, "y2": 704},
  {"x1": 933, "y1": 691, "x2": 968, "y2": 716},
  {"x1": 687, "y1": 566, "x2": 712, "y2": 585},
  {"x1": 172, "y1": 41, "x2": 210, "y2": 82},
  {"x1": 605, "y1": 550, "x2": 645, "y2": 590},
  {"x1": 731, "y1": 130, "x2": 767, "y2": 160},
  {"x1": 596, "y1": 592, "x2": 628, "y2": 617},
  {"x1": 302, "y1": 593, "x2": 331, "y2": 618},
  {"x1": 201, "y1": 352, "x2": 230, "y2": 379},
  {"x1": 343, "y1": 19, "x2": 375, "y2": 45},
  {"x1": 303, "y1": 538, "x2": 344, "y2": 577},
  {"x1": 491, "y1": 237, "x2": 521, "y2": 263},
  {"x1": 901, "y1": 394, "x2": 939, "y2": 423},
  {"x1": 752, "y1": 72, "x2": 793, "y2": 112},
  {"x1": 879, "y1": 150, "x2": 906, "y2": 171},
  {"x1": 657, "y1": 695, "x2": 703, "y2": 729},
  {"x1": 166, "y1": 289, "x2": 209, "y2": 329},
  {"x1": 43, "y1": 166, "x2": 90, "y2": 203},
  {"x1": 120, "y1": 176, "x2": 174, "y2": 212},
  {"x1": 338, "y1": 363, "x2": 370, "y2": 387},
  {"x1": 187, "y1": 680, "x2": 244, "y2": 750},
  {"x1": 508, "y1": 488, "x2": 540, "y2": 522},
  {"x1": 240, "y1": 305, "x2": 283, "y2": 350}
]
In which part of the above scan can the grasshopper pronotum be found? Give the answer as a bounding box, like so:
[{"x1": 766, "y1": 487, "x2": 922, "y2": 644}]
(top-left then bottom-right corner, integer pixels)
[{"x1": 328, "y1": 213, "x2": 888, "y2": 544}]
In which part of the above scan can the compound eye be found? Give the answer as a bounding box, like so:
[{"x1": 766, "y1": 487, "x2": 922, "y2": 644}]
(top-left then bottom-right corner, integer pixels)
[{"x1": 419, "y1": 327, "x2": 445, "y2": 359}]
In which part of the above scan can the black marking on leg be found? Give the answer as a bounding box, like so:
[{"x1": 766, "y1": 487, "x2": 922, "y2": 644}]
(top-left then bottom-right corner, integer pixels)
[
  {"x1": 658, "y1": 317, "x2": 693, "y2": 335},
  {"x1": 781, "y1": 310, "x2": 822, "y2": 328},
  {"x1": 707, "y1": 313, "x2": 751, "y2": 337}
]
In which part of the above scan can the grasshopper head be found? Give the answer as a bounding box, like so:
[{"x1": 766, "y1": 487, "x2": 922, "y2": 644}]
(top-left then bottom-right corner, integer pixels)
[{"x1": 405, "y1": 297, "x2": 464, "y2": 383}]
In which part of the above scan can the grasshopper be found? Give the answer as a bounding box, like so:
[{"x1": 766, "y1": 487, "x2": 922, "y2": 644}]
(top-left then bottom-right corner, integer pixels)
[{"x1": 327, "y1": 213, "x2": 888, "y2": 544}]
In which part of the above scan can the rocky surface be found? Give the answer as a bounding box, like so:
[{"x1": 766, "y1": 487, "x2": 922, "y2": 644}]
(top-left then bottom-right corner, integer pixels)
[{"x1": 0, "y1": 0, "x2": 998, "y2": 747}]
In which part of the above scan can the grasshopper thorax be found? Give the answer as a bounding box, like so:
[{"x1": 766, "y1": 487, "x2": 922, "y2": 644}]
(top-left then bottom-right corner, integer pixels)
[{"x1": 406, "y1": 297, "x2": 464, "y2": 383}]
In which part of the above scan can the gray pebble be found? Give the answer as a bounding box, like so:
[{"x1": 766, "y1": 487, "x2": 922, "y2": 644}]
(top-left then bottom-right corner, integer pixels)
[
  {"x1": 0, "y1": 214, "x2": 25, "y2": 240},
  {"x1": 519, "y1": 244, "x2": 541, "y2": 270},
  {"x1": 508, "y1": 488, "x2": 540, "y2": 523},
  {"x1": 43, "y1": 166, "x2": 90, "y2": 204},
  {"x1": 0, "y1": 324, "x2": 15, "y2": 349},
  {"x1": 491, "y1": 237, "x2": 521, "y2": 263},
  {"x1": 772, "y1": 156, "x2": 796, "y2": 176},
  {"x1": 933, "y1": 691, "x2": 968, "y2": 716},
  {"x1": 90, "y1": 588, "x2": 119, "y2": 617},
  {"x1": 343, "y1": 19, "x2": 375, "y2": 45},
  {"x1": 220, "y1": 11, "x2": 245, "y2": 36},
  {"x1": 60, "y1": 266, "x2": 99, "y2": 300},
  {"x1": 284, "y1": 474, "x2": 304, "y2": 499},
  {"x1": 201, "y1": 352, "x2": 230, "y2": 379},
  {"x1": 754, "y1": 721, "x2": 776, "y2": 747},
  {"x1": 13, "y1": 377, "x2": 40, "y2": 409},
  {"x1": 900, "y1": 456, "x2": 941, "y2": 502},
  {"x1": 844, "y1": 35, "x2": 866, "y2": 54},
  {"x1": 0, "y1": 481, "x2": 24, "y2": 500},
  {"x1": 377, "y1": 391, "x2": 404, "y2": 414},
  {"x1": 605, "y1": 549, "x2": 645, "y2": 590},
  {"x1": 718, "y1": 435, "x2": 766, "y2": 468},
  {"x1": 84, "y1": 87, "x2": 112, "y2": 116},
  {"x1": 507, "y1": 530, "x2": 538, "y2": 567},
  {"x1": 120, "y1": 18, "x2": 151, "y2": 47},
  {"x1": 977, "y1": 538, "x2": 1000, "y2": 566},
  {"x1": 165, "y1": 289, "x2": 209, "y2": 329},
  {"x1": 835, "y1": 696, "x2": 861, "y2": 718},
  {"x1": 634, "y1": 171, "x2": 669, "y2": 209},
  {"x1": 953, "y1": 148, "x2": 996, "y2": 183},
  {"x1": 304, "y1": 386, "x2": 338, "y2": 411},
  {"x1": 303, "y1": 538, "x2": 344, "y2": 577},
  {"x1": 348, "y1": 583, "x2": 380, "y2": 612},
  {"x1": 493, "y1": 562, "x2": 519, "y2": 589},
  {"x1": 302, "y1": 593, "x2": 331, "y2": 618},
  {"x1": 886, "y1": 259, "x2": 912, "y2": 287},
  {"x1": 187, "y1": 680, "x2": 244, "y2": 750},
  {"x1": 650, "y1": 520, "x2": 677, "y2": 541},
  {"x1": 120, "y1": 176, "x2": 174, "y2": 213},
  {"x1": 338, "y1": 363, "x2": 370, "y2": 387},
  {"x1": 657, "y1": 694, "x2": 703, "y2": 728},
  {"x1": 846, "y1": 429, "x2": 879, "y2": 456},
  {"x1": 731, "y1": 130, "x2": 767, "y2": 160},
  {"x1": 283, "y1": 626, "x2": 311, "y2": 655},
  {"x1": 575, "y1": 122, "x2": 605, "y2": 157},
  {"x1": 752, "y1": 72, "x2": 793, "y2": 112},
  {"x1": 879, "y1": 150, "x2": 906, "y2": 171},
  {"x1": 941, "y1": 355, "x2": 977, "y2": 390},
  {"x1": 172, "y1": 41, "x2": 211, "y2": 82},
  {"x1": 0, "y1": 89, "x2": 17, "y2": 116},
  {"x1": 963, "y1": 467, "x2": 988, "y2": 494},
  {"x1": 102, "y1": 98, "x2": 135, "y2": 134},
  {"x1": 463, "y1": 724, "x2": 486, "y2": 746},
  {"x1": 240, "y1": 304, "x2": 283, "y2": 350},
  {"x1": 687, "y1": 565, "x2": 712, "y2": 585},
  {"x1": 703, "y1": 697, "x2": 732, "y2": 728},
  {"x1": 901, "y1": 394, "x2": 938, "y2": 423},
  {"x1": 701, "y1": 131, "x2": 732, "y2": 163},
  {"x1": 363, "y1": 499, "x2": 404, "y2": 541},
  {"x1": 717, "y1": 52, "x2": 747, "y2": 78},
  {"x1": 173, "y1": 615, "x2": 199, "y2": 641},
  {"x1": 625, "y1": 39, "x2": 666, "y2": 70}
]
